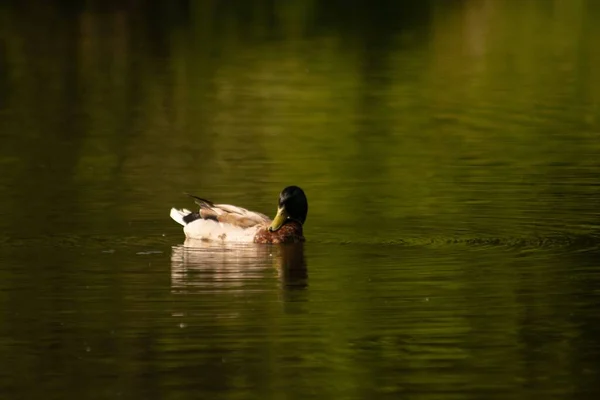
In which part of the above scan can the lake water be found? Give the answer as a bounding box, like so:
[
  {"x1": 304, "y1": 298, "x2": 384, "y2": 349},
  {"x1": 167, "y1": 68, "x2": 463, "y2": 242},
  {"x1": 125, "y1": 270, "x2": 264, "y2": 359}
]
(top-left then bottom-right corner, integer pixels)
[{"x1": 2, "y1": 1, "x2": 600, "y2": 399}]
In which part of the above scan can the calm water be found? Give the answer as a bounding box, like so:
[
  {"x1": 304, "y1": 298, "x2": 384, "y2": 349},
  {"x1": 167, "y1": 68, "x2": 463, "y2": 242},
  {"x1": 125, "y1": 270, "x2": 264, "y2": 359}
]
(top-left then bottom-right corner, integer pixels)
[{"x1": 2, "y1": 1, "x2": 600, "y2": 399}]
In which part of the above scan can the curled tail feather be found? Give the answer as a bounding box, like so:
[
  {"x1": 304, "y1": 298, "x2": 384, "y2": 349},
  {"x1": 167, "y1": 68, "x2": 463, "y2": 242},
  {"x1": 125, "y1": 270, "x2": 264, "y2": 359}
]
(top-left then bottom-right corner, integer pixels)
[{"x1": 170, "y1": 208, "x2": 199, "y2": 226}]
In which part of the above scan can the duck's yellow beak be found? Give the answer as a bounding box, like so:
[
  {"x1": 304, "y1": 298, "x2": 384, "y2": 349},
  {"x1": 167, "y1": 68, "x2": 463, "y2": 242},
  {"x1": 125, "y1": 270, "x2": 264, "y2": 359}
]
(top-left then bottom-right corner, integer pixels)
[{"x1": 268, "y1": 207, "x2": 289, "y2": 232}]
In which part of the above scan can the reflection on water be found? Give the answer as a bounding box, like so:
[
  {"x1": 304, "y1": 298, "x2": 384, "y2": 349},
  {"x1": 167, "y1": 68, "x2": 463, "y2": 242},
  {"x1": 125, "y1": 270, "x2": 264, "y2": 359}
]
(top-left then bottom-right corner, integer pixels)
[
  {"x1": 1, "y1": 0, "x2": 600, "y2": 399},
  {"x1": 171, "y1": 241, "x2": 307, "y2": 292}
]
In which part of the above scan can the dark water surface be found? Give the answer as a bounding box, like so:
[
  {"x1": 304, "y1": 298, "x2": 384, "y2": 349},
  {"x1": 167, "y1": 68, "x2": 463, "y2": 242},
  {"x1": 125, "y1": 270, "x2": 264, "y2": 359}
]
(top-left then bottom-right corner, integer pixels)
[{"x1": 2, "y1": 1, "x2": 600, "y2": 399}]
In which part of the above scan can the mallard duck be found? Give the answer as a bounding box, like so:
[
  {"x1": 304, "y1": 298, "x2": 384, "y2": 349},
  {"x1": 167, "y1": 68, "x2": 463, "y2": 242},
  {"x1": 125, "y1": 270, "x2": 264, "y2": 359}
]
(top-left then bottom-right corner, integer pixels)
[{"x1": 170, "y1": 186, "x2": 308, "y2": 244}]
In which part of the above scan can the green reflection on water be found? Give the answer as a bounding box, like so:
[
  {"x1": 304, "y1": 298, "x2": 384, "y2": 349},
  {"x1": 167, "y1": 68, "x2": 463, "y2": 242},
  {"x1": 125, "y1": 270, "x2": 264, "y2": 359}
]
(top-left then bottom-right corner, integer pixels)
[
  {"x1": 1, "y1": 1, "x2": 600, "y2": 399},
  {"x1": 1, "y1": 0, "x2": 599, "y2": 243}
]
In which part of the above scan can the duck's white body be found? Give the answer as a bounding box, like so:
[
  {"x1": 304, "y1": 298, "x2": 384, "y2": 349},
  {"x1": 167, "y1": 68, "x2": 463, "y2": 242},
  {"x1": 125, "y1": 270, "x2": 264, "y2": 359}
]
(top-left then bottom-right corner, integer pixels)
[{"x1": 169, "y1": 206, "x2": 268, "y2": 243}]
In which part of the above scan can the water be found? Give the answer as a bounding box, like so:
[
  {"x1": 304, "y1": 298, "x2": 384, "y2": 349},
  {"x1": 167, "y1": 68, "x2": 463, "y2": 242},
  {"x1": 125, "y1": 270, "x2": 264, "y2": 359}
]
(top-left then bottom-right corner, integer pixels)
[{"x1": 2, "y1": 1, "x2": 600, "y2": 398}]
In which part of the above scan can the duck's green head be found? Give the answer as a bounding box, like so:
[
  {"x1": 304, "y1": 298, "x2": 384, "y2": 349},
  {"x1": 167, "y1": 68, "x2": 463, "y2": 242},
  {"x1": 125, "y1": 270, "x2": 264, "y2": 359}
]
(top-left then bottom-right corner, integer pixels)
[{"x1": 268, "y1": 186, "x2": 308, "y2": 232}]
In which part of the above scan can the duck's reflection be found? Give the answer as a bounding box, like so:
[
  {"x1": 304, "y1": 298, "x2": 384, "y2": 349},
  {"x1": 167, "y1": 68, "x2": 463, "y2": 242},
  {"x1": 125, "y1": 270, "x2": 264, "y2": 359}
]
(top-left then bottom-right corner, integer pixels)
[
  {"x1": 170, "y1": 239, "x2": 307, "y2": 292},
  {"x1": 277, "y1": 242, "x2": 308, "y2": 287}
]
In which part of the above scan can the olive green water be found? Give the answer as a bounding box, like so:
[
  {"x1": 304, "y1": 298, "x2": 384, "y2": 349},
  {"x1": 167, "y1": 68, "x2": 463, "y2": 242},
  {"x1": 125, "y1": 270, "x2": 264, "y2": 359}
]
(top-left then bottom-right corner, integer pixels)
[{"x1": 2, "y1": 1, "x2": 600, "y2": 399}]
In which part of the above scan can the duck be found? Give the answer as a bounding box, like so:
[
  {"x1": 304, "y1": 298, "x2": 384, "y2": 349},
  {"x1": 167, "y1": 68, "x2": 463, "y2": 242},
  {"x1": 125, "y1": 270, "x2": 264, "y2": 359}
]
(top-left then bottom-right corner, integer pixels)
[{"x1": 169, "y1": 186, "x2": 308, "y2": 244}]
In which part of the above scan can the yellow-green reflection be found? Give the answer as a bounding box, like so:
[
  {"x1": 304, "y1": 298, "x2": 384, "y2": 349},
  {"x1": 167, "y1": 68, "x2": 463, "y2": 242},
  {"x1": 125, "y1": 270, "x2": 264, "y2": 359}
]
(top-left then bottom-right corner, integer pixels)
[{"x1": 1, "y1": 1, "x2": 600, "y2": 399}]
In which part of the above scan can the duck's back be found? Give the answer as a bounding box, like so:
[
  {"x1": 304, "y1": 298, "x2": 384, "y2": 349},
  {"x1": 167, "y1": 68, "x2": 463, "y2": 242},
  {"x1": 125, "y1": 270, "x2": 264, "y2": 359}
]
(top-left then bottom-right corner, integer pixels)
[{"x1": 170, "y1": 207, "x2": 265, "y2": 242}]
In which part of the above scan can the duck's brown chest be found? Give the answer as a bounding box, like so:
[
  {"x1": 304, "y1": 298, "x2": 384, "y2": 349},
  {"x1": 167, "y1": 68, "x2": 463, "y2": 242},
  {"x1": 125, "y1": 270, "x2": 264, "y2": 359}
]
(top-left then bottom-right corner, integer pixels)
[{"x1": 254, "y1": 222, "x2": 305, "y2": 244}]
